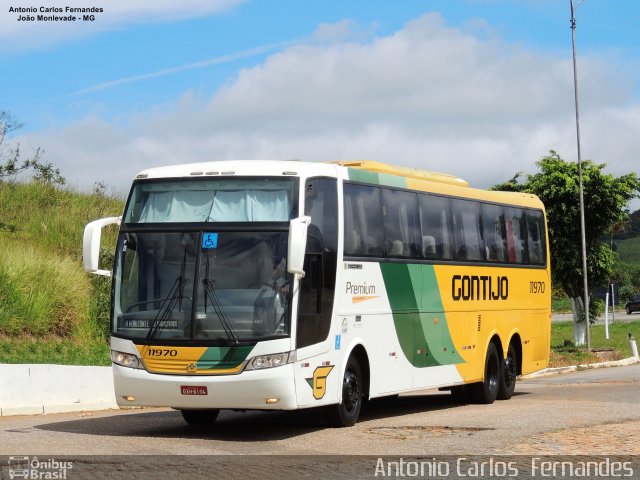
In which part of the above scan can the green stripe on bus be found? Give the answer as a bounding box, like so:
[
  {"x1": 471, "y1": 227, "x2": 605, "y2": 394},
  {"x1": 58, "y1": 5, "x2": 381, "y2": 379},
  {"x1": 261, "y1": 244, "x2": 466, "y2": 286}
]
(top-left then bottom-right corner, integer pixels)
[
  {"x1": 196, "y1": 345, "x2": 253, "y2": 370},
  {"x1": 347, "y1": 168, "x2": 407, "y2": 188},
  {"x1": 348, "y1": 168, "x2": 380, "y2": 184},
  {"x1": 380, "y1": 263, "x2": 463, "y2": 367}
]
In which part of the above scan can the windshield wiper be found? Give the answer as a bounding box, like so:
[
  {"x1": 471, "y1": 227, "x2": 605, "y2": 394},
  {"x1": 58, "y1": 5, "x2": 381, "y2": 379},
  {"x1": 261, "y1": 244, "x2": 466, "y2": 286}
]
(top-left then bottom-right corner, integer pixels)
[
  {"x1": 145, "y1": 249, "x2": 187, "y2": 342},
  {"x1": 202, "y1": 253, "x2": 239, "y2": 344}
]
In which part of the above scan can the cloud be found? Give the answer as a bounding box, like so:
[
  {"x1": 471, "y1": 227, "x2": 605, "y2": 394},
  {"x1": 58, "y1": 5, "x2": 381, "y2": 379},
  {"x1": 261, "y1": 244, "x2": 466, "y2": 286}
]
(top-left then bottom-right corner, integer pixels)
[
  {"x1": 64, "y1": 40, "x2": 298, "y2": 97},
  {"x1": 0, "y1": 0, "x2": 243, "y2": 52},
  {"x1": 17, "y1": 13, "x2": 640, "y2": 208}
]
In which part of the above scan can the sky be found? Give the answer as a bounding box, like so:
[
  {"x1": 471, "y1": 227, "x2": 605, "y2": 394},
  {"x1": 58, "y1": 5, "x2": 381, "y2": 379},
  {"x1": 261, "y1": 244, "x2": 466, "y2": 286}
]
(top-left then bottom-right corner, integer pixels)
[{"x1": 1, "y1": 0, "x2": 639, "y2": 208}]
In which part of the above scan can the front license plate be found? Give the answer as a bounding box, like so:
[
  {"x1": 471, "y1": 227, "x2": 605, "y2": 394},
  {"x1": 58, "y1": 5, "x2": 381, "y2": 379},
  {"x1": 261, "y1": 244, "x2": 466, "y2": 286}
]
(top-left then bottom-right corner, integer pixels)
[{"x1": 180, "y1": 385, "x2": 208, "y2": 396}]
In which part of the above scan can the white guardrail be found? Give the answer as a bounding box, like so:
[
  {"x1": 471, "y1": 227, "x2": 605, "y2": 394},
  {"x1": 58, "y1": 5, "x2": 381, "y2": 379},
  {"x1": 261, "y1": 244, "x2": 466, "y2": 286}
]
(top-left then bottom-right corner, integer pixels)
[{"x1": 0, "y1": 364, "x2": 118, "y2": 416}]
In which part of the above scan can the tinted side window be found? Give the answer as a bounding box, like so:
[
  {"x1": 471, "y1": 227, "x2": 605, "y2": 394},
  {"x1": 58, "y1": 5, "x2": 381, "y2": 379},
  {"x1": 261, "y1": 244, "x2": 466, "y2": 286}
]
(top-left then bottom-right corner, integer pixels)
[
  {"x1": 305, "y1": 178, "x2": 338, "y2": 252},
  {"x1": 452, "y1": 199, "x2": 484, "y2": 261},
  {"x1": 298, "y1": 178, "x2": 338, "y2": 348},
  {"x1": 504, "y1": 207, "x2": 529, "y2": 264},
  {"x1": 418, "y1": 194, "x2": 454, "y2": 260},
  {"x1": 343, "y1": 184, "x2": 383, "y2": 257},
  {"x1": 482, "y1": 204, "x2": 507, "y2": 263},
  {"x1": 526, "y1": 210, "x2": 546, "y2": 265},
  {"x1": 382, "y1": 189, "x2": 419, "y2": 258}
]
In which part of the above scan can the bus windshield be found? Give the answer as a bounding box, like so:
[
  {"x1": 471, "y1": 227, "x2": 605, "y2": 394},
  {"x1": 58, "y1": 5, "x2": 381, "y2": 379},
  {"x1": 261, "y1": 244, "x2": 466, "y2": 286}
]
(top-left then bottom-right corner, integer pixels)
[
  {"x1": 113, "y1": 230, "x2": 292, "y2": 342},
  {"x1": 123, "y1": 178, "x2": 296, "y2": 223}
]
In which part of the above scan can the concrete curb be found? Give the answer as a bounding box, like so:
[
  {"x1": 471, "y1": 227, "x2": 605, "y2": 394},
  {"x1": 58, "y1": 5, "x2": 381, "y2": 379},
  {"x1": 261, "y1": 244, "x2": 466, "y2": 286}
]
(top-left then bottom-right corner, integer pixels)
[
  {"x1": 0, "y1": 364, "x2": 118, "y2": 417},
  {"x1": 523, "y1": 356, "x2": 640, "y2": 379}
]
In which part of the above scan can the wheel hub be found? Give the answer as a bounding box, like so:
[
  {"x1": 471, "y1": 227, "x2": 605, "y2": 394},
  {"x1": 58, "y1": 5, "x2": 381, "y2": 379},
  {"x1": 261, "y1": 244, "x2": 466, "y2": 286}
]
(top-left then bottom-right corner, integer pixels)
[{"x1": 343, "y1": 371, "x2": 360, "y2": 411}]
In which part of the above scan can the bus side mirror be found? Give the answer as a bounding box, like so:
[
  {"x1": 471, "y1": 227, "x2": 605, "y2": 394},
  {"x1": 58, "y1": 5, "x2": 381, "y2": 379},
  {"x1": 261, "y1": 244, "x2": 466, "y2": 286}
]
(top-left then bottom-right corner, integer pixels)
[
  {"x1": 287, "y1": 216, "x2": 311, "y2": 277},
  {"x1": 83, "y1": 216, "x2": 121, "y2": 277}
]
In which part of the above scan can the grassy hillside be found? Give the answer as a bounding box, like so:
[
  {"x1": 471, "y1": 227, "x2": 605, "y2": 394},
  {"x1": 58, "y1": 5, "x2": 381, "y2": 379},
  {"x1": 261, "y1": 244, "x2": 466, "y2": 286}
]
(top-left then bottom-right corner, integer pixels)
[
  {"x1": 0, "y1": 181, "x2": 123, "y2": 364},
  {"x1": 615, "y1": 236, "x2": 640, "y2": 265}
]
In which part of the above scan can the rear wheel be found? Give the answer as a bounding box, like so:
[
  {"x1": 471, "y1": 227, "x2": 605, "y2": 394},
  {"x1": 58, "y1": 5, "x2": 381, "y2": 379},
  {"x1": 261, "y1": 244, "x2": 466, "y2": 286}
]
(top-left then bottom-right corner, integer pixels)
[
  {"x1": 470, "y1": 342, "x2": 500, "y2": 404},
  {"x1": 326, "y1": 356, "x2": 363, "y2": 427},
  {"x1": 627, "y1": 306, "x2": 632, "y2": 315},
  {"x1": 180, "y1": 409, "x2": 220, "y2": 426},
  {"x1": 497, "y1": 343, "x2": 517, "y2": 400}
]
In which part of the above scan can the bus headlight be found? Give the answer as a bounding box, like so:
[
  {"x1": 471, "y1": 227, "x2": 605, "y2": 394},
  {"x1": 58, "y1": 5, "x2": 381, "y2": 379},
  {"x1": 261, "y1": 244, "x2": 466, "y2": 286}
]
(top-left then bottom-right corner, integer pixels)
[
  {"x1": 245, "y1": 351, "x2": 295, "y2": 370},
  {"x1": 111, "y1": 350, "x2": 143, "y2": 369}
]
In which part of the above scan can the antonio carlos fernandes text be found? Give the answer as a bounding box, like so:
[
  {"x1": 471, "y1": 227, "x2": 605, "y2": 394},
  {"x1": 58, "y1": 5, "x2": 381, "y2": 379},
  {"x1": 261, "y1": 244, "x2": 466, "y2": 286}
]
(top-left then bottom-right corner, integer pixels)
[{"x1": 374, "y1": 457, "x2": 634, "y2": 477}]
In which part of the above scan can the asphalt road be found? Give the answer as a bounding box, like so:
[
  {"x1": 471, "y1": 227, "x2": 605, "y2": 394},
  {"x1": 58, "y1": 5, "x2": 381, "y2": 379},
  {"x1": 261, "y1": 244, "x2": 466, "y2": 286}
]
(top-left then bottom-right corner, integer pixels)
[
  {"x1": 553, "y1": 310, "x2": 640, "y2": 323},
  {"x1": 0, "y1": 364, "x2": 640, "y2": 480},
  {"x1": 0, "y1": 364, "x2": 638, "y2": 479}
]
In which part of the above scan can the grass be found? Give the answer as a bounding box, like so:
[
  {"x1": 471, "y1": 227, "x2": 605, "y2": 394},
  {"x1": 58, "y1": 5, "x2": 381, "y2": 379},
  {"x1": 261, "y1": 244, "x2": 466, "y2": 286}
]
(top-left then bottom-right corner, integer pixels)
[
  {"x1": 615, "y1": 236, "x2": 640, "y2": 265},
  {"x1": 0, "y1": 181, "x2": 122, "y2": 259},
  {"x1": 0, "y1": 335, "x2": 110, "y2": 365},
  {"x1": 0, "y1": 237, "x2": 92, "y2": 336},
  {"x1": 551, "y1": 296, "x2": 572, "y2": 313},
  {"x1": 0, "y1": 180, "x2": 123, "y2": 365},
  {"x1": 549, "y1": 320, "x2": 640, "y2": 367}
]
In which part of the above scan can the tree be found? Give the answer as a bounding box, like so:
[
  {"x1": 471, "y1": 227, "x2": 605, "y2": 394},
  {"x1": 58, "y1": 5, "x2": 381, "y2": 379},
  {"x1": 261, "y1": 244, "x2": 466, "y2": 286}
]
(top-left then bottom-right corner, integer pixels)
[
  {"x1": 493, "y1": 151, "x2": 640, "y2": 345},
  {"x1": 0, "y1": 111, "x2": 64, "y2": 185}
]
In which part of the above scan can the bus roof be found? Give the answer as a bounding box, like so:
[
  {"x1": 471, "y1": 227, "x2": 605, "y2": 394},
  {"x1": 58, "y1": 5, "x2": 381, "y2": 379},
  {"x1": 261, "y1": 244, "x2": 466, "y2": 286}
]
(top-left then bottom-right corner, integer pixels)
[
  {"x1": 133, "y1": 160, "x2": 335, "y2": 180},
  {"x1": 132, "y1": 160, "x2": 543, "y2": 210},
  {"x1": 331, "y1": 160, "x2": 469, "y2": 187}
]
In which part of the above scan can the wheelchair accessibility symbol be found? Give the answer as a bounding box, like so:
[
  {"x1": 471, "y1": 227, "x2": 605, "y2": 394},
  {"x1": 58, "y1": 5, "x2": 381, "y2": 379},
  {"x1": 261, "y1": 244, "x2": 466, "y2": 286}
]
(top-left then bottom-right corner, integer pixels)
[{"x1": 202, "y1": 233, "x2": 218, "y2": 249}]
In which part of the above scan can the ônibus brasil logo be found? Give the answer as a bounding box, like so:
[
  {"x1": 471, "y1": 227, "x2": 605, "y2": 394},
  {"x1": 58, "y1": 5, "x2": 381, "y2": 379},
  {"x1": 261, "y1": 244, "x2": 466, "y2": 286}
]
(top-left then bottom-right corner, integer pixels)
[{"x1": 8, "y1": 456, "x2": 72, "y2": 479}]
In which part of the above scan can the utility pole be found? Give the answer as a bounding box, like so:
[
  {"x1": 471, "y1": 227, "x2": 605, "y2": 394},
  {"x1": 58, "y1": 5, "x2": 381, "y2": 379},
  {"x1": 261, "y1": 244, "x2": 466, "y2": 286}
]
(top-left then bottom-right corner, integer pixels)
[{"x1": 570, "y1": 0, "x2": 590, "y2": 351}]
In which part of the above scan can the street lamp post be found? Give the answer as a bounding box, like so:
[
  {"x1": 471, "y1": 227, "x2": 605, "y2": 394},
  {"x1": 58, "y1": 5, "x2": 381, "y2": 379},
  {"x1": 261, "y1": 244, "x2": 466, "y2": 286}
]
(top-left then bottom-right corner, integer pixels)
[{"x1": 570, "y1": 0, "x2": 590, "y2": 351}]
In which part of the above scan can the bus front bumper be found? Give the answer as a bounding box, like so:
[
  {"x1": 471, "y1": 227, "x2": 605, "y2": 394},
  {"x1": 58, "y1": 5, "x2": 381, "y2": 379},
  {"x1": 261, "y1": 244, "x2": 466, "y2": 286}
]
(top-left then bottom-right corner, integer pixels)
[{"x1": 113, "y1": 363, "x2": 298, "y2": 410}]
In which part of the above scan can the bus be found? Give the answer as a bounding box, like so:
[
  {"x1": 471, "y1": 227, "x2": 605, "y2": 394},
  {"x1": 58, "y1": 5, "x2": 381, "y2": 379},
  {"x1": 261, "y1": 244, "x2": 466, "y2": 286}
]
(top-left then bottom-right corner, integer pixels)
[{"x1": 83, "y1": 160, "x2": 550, "y2": 427}]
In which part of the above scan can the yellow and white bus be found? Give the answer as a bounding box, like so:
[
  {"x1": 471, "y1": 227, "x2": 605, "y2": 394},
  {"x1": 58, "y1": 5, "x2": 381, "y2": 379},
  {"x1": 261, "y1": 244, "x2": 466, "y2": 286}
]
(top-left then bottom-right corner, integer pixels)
[{"x1": 83, "y1": 160, "x2": 550, "y2": 427}]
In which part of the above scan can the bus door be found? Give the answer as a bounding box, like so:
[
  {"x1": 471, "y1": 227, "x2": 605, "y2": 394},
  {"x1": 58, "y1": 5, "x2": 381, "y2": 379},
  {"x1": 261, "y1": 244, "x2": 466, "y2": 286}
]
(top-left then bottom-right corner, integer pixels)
[{"x1": 294, "y1": 178, "x2": 339, "y2": 406}]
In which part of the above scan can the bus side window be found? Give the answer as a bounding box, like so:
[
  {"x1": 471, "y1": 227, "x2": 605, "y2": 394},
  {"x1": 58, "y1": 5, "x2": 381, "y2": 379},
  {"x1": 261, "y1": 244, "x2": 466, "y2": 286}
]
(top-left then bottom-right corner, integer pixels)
[
  {"x1": 505, "y1": 208, "x2": 529, "y2": 264},
  {"x1": 382, "y1": 188, "x2": 419, "y2": 258},
  {"x1": 526, "y1": 210, "x2": 546, "y2": 265},
  {"x1": 298, "y1": 177, "x2": 338, "y2": 349},
  {"x1": 481, "y1": 204, "x2": 507, "y2": 263},
  {"x1": 418, "y1": 194, "x2": 453, "y2": 260},
  {"x1": 452, "y1": 199, "x2": 484, "y2": 262},
  {"x1": 299, "y1": 234, "x2": 323, "y2": 315},
  {"x1": 343, "y1": 184, "x2": 383, "y2": 257}
]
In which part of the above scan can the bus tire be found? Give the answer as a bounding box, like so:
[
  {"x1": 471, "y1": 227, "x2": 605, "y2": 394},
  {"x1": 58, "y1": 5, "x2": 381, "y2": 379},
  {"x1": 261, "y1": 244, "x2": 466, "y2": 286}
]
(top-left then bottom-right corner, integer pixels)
[
  {"x1": 180, "y1": 409, "x2": 220, "y2": 426},
  {"x1": 497, "y1": 343, "x2": 517, "y2": 400},
  {"x1": 326, "y1": 356, "x2": 363, "y2": 427},
  {"x1": 470, "y1": 342, "x2": 500, "y2": 404},
  {"x1": 450, "y1": 385, "x2": 469, "y2": 403}
]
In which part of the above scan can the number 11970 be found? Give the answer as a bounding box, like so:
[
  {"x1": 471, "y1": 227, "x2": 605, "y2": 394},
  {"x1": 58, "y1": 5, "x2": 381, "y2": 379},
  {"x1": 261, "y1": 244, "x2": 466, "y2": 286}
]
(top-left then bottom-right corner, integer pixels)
[{"x1": 529, "y1": 281, "x2": 546, "y2": 294}]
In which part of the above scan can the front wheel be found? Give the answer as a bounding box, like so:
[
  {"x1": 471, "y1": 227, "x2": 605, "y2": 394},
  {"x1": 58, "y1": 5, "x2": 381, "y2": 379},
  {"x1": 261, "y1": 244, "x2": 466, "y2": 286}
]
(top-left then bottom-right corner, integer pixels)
[
  {"x1": 497, "y1": 343, "x2": 517, "y2": 400},
  {"x1": 180, "y1": 409, "x2": 220, "y2": 426},
  {"x1": 469, "y1": 342, "x2": 500, "y2": 404},
  {"x1": 326, "y1": 356, "x2": 363, "y2": 427},
  {"x1": 627, "y1": 307, "x2": 632, "y2": 315}
]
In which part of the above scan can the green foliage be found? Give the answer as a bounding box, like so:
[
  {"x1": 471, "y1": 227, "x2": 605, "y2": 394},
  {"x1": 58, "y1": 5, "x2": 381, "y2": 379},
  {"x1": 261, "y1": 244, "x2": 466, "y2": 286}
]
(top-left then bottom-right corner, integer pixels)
[
  {"x1": 0, "y1": 238, "x2": 91, "y2": 336},
  {"x1": 0, "y1": 111, "x2": 65, "y2": 185},
  {"x1": 611, "y1": 261, "x2": 640, "y2": 302},
  {"x1": 613, "y1": 209, "x2": 640, "y2": 240},
  {"x1": 89, "y1": 248, "x2": 116, "y2": 341},
  {"x1": 551, "y1": 295, "x2": 572, "y2": 312},
  {"x1": 0, "y1": 336, "x2": 110, "y2": 365},
  {"x1": 493, "y1": 151, "x2": 640, "y2": 303},
  {"x1": 0, "y1": 180, "x2": 122, "y2": 260},
  {"x1": 0, "y1": 180, "x2": 123, "y2": 363},
  {"x1": 614, "y1": 236, "x2": 640, "y2": 265},
  {"x1": 551, "y1": 320, "x2": 640, "y2": 358}
]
